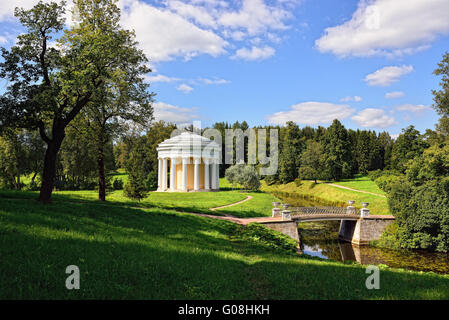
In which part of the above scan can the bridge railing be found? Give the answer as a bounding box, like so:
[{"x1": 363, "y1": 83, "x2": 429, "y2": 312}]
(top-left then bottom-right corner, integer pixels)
[{"x1": 290, "y1": 206, "x2": 361, "y2": 215}]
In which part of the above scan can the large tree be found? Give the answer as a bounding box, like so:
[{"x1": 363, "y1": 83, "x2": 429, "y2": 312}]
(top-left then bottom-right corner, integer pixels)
[
  {"x1": 278, "y1": 121, "x2": 302, "y2": 183},
  {"x1": 298, "y1": 140, "x2": 324, "y2": 183},
  {"x1": 0, "y1": 0, "x2": 150, "y2": 202},
  {"x1": 321, "y1": 119, "x2": 352, "y2": 181}
]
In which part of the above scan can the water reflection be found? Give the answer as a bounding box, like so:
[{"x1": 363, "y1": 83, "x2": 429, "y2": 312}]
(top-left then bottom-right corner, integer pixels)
[
  {"x1": 277, "y1": 193, "x2": 449, "y2": 274},
  {"x1": 299, "y1": 221, "x2": 449, "y2": 274}
]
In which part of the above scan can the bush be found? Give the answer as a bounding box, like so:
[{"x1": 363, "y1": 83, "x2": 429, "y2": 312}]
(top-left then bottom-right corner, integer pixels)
[
  {"x1": 225, "y1": 164, "x2": 260, "y2": 191},
  {"x1": 386, "y1": 178, "x2": 449, "y2": 252},
  {"x1": 124, "y1": 177, "x2": 148, "y2": 201},
  {"x1": 112, "y1": 178, "x2": 124, "y2": 190},
  {"x1": 374, "y1": 175, "x2": 403, "y2": 193},
  {"x1": 145, "y1": 171, "x2": 158, "y2": 191}
]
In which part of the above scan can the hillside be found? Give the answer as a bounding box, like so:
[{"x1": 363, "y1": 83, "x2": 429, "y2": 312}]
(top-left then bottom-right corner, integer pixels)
[{"x1": 1, "y1": 189, "x2": 448, "y2": 299}]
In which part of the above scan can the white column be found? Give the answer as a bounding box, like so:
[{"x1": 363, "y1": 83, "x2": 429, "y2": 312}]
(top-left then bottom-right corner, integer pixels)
[
  {"x1": 216, "y1": 161, "x2": 219, "y2": 190},
  {"x1": 194, "y1": 158, "x2": 200, "y2": 191},
  {"x1": 162, "y1": 158, "x2": 168, "y2": 191},
  {"x1": 170, "y1": 158, "x2": 176, "y2": 191},
  {"x1": 157, "y1": 158, "x2": 162, "y2": 191},
  {"x1": 204, "y1": 159, "x2": 210, "y2": 190},
  {"x1": 211, "y1": 160, "x2": 217, "y2": 190},
  {"x1": 182, "y1": 157, "x2": 188, "y2": 191}
]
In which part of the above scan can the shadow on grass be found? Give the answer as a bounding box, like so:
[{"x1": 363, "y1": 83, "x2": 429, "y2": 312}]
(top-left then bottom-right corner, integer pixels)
[{"x1": 1, "y1": 195, "x2": 449, "y2": 299}]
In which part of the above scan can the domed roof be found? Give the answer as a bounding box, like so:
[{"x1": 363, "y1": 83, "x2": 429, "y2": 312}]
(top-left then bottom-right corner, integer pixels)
[{"x1": 156, "y1": 131, "x2": 220, "y2": 159}]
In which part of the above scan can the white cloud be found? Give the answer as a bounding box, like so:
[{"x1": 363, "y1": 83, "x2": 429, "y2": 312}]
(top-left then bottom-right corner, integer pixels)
[
  {"x1": 218, "y1": 0, "x2": 291, "y2": 36},
  {"x1": 364, "y1": 65, "x2": 413, "y2": 87},
  {"x1": 232, "y1": 46, "x2": 275, "y2": 61},
  {"x1": 340, "y1": 96, "x2": 362, "y2": 102},
  {"x1": 197, "y1": 77, "x2": 230, "y2": 85},
  {"x1": 2, "y1": 0, "x2": 298, "y2": 62},
  {"x1": 385, "y1": 91, "x2": 405, "y2": 99},
  {"x1": 266, "y1": 101, "x2": 355, "y2": 125},
  {"x1": 153, "y1": 101, "x2": 200, "y2": 124},
  {"x1": 0, "y1": 0, "x2": 43, "y2": 21},
  {"x1": 166, "y1": 0, "x2": 217, "y2": 28},
  {"x1": 352, "y1": 108, "x2": 397, "y2": 128},
  {"x1": 145, "y1": 74, "x2": 181, "y2": 83},
  {"x1": 176, "y1": 83, "x2": 194, "y2": 93},
  {"x1": 315, "y1": 0, "x2": 449, "y2": 58},
  {"x1": 119, "y1": 0, "x2": 228, "y2": 62},
  {"x1": 396, "y1": 104, "x2": 431, "y2": 113}
]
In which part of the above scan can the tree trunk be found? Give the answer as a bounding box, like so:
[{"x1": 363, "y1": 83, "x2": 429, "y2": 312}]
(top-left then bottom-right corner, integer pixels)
[
  {"x1": 38, "y1": 134, "x2": 64, "y2": 204},
  {"x1": 98, "y1": 143, "x2": 106, "y2": 201},
  {"x1": 31, "y1": 172, "x2": 37, "y2": 184}
]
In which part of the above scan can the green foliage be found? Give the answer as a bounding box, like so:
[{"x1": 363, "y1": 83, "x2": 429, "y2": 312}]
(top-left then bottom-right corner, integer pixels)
[
  {"x1": 384, "y1": 139, "x2": 449, "y2": 251},
  {"x1": 298, "y1": 140, "x2": 324, "y2": 183},
  {"x1": 112, "y1": 178, "x2": 124, "y2": 190},
  {"x1": 294, "y1": 178, "x2": 302, "y2": 187},
  {"x1": 432, "y1": 51, "x2": 449, "y2": 118},
  {"x1": 225, "y1": 164, "x2": 260, "y2": 191},
  {"x1": 123, "y1": 149, "x2": 148, "y2": 201},
  {"x1": 321, "y1": 119, "x2": 353, "y2": 181},
  {"x1": 390, "y1": 126, "x2": 428, "y2": 172},
  {"x1": 278, "y1": 121, "x2": 302, "y2": 183},
  {"x1": 388, "y1": 179, "x2": 449, "y2": 252},
  {"x1": 145, "y1": 171, "x2": 158, "y2": 191},
  {"x1": 374, "y1": 174, "x2": 403, "y2": 193}
]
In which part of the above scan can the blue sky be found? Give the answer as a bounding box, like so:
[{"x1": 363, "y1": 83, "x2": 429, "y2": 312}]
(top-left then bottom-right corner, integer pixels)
[{"x1": 1, "y1": 0, "x2": 448, "y2": 136}]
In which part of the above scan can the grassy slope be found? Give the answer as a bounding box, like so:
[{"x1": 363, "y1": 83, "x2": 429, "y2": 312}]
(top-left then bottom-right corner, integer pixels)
[
  {"x1": 1, "y1": 190, "x2": 448, "y2": 299},
  {"x1": 330, "y1": 174, "x2": 386, "y2": 195},
  {"x1": 261, "y1": 178, "x2": 390, "y2": 215}
]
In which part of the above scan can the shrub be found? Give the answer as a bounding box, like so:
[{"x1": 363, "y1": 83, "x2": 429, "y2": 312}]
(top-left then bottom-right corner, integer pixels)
[
  {"x1": 374, "y1": 175, "x2": 403, "y2": 193},
  {"x1": 112, "y1": 178, "x2": 124, "y2": 190},
  {"x1": 225, "y1": 164, "x2": 260, "y2": 191},
  {"x1": 386, "y1": 178, "x2": 449, "y2": 252},
  {"x1": 294, "y1": 178, "x2": 302, "y2": 187},
  {"x1": 145, "y1": 171, "x2": 158, "y2": 191}
]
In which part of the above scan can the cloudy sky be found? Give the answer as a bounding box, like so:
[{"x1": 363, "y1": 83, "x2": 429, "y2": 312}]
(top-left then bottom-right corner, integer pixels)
[{"x1": 1, "y1": 0, "x2": 448, "y2": 135}]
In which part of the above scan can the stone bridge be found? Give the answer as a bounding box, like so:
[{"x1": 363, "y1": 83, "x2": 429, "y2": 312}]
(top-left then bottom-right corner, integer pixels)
[{"x1": 254, "y1": 203, "x2": 395, "y2": 246}]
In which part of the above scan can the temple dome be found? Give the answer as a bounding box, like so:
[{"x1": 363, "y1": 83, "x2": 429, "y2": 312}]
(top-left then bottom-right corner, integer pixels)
[{"x1": 156, "y1": 131, "x2": 220, "y2": 192}]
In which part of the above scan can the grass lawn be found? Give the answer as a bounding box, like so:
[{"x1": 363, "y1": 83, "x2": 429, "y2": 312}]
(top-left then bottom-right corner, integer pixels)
[
  {"x1": 214, "y1": 192, "x2": 280, "y2": 218},
  {"x1": 261, "y1": 178, "x2": 390, "y2": 215},
  {"x1": 1, "y1": 189, "x2": 448, "y2": 299},
  {"x1": 329, "y1": 174, "x2": 386, "y2": 196}
]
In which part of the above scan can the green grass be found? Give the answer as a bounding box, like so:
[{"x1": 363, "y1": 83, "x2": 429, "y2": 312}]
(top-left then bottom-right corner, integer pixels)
[
  {"x1": 215, "y1": 192, "x2": 280, "y2": 218},
  {"x1": 329, "y1": 174, "x2": 386, "y2": 196},
  {"x1": 0, "y1": 189, "x2": 448, "y2": 299},
  {"x1": 261, "y1": 178, "x2": 390, "y2": 215}
]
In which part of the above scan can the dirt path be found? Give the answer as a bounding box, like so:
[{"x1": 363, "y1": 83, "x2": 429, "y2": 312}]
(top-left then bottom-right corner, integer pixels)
[
  {"x1": 325, "y1": 183, "x2": 386, "y2": 197},
  {"x1": 209, "y1": 195, "x2": 253, "y2": 211}
]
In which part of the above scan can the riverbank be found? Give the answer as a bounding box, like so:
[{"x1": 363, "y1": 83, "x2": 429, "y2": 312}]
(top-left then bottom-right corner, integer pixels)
[
  {"x1": 261, "y1": 176, "x2": 390, "y2": 215},
  {"x1": 1, "y1": 189, "x2": 449, "y2": 299}
]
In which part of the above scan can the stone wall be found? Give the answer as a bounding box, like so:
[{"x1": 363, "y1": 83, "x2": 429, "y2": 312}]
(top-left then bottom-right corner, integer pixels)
[
  {"x1": 339, "y1": 217, "x2": 395, "y2": 245},
  {"x1": 259, "y1": 221, "x2": 300, "y2": 244}
]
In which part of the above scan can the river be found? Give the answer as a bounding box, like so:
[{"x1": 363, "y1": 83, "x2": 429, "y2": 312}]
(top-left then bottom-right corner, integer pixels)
[{"x1": 276, "y1": 193, "x2": 449, "y2": 274}]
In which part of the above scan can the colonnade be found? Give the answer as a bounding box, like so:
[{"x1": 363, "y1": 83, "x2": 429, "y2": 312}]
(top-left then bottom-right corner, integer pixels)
[{"x1": 157, "y1": 157, "x2": 219, "y2": 191}]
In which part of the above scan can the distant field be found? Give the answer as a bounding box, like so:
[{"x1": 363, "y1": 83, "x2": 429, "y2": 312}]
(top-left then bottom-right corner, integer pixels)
[
  {"x1": 329, "y1": 174, "x2": 386, "y2": 196},
  {"x1": 261, "y1": 176, "x2": 390, "y2": 215}
]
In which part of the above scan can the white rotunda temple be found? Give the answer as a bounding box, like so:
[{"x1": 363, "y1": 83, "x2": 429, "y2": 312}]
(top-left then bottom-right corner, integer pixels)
[{"x1": 156, "y1": 131, "x2": 220, "y2": 192}]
